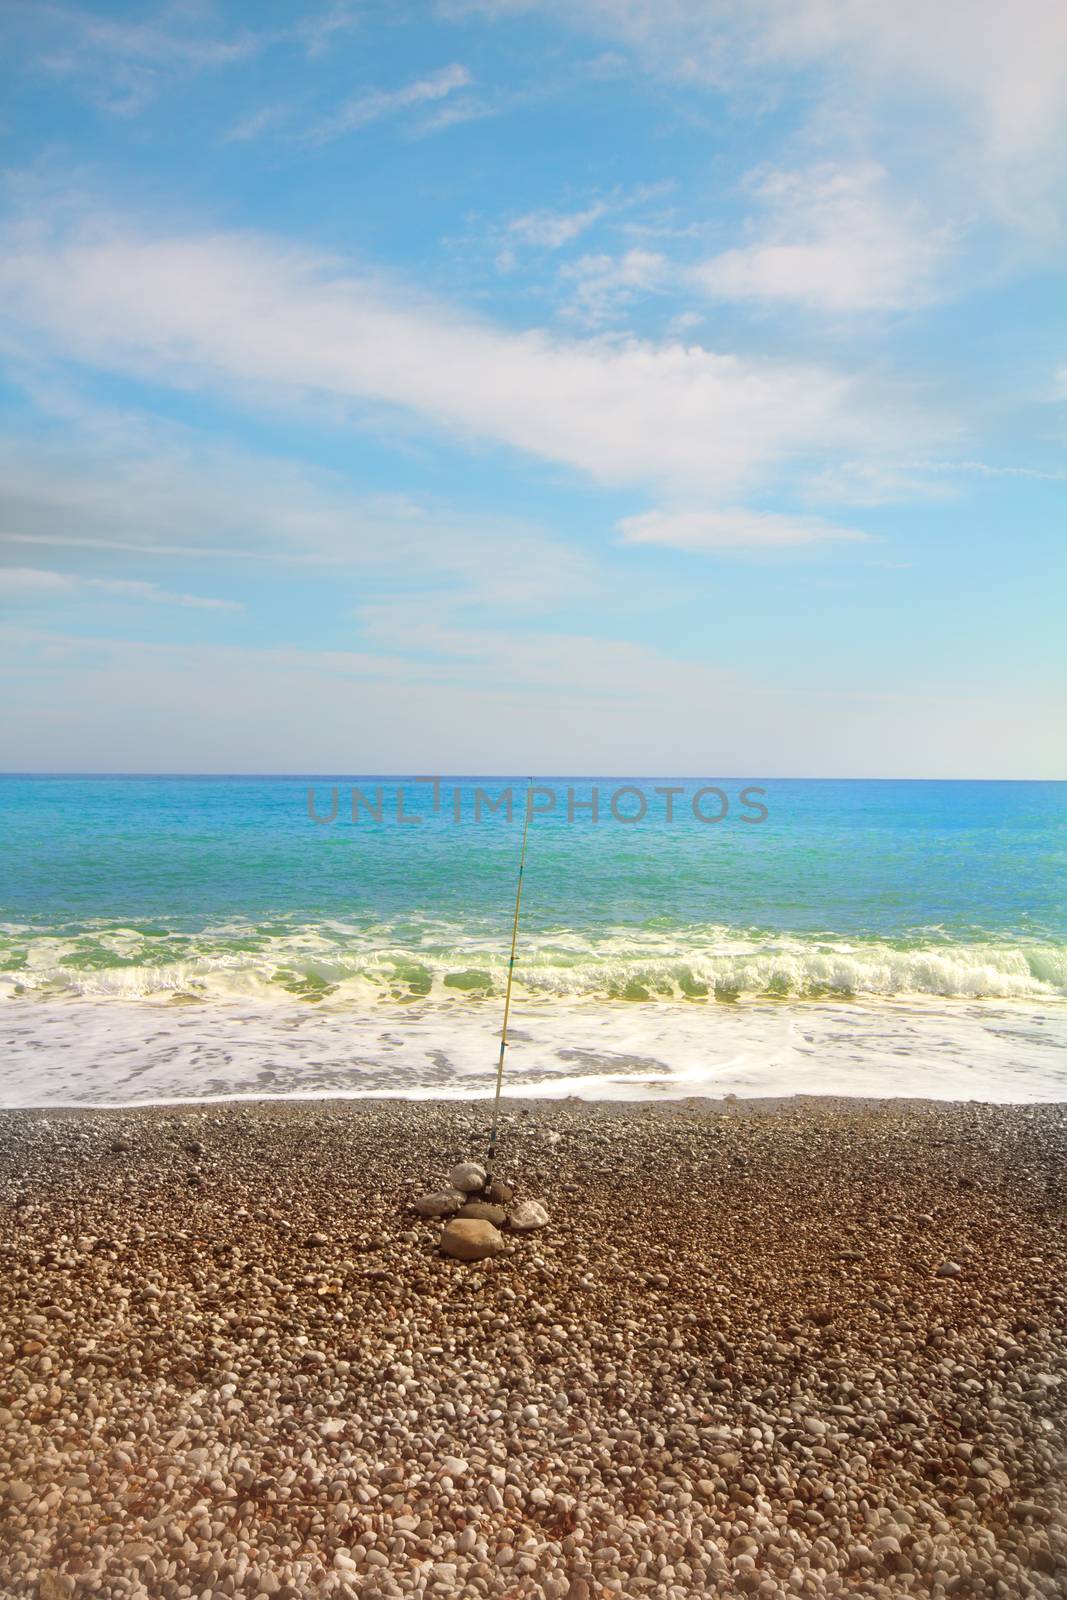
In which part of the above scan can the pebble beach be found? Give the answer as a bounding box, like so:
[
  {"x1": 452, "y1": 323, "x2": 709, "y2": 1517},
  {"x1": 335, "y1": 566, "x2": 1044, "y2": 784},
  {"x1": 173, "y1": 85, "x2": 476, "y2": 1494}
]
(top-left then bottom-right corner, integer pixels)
[{"x1": 1, "y1": 1096, "x2": 1065, "y2": 1600}]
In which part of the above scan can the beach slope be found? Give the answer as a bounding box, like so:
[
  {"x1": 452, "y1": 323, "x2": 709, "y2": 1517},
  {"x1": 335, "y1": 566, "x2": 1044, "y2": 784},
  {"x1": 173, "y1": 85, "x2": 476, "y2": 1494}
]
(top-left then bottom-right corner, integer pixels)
[{"x1": 1, "y1": 1097, "x2": 1065, "y2": 1598}]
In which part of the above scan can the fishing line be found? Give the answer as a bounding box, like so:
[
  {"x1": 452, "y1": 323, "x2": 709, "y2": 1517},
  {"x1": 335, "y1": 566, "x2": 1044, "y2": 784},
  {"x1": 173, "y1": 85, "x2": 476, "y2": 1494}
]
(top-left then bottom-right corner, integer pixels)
[{"x1": 487, "y1": 777, "x2": 534, "y2": 1171}]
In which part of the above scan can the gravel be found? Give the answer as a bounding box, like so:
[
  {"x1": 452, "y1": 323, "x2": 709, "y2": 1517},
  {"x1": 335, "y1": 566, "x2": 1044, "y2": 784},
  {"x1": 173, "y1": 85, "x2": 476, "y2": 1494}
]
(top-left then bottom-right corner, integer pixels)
[{"x1": 0, "y1": 1094, "x2": 1064, "y2": 1599}]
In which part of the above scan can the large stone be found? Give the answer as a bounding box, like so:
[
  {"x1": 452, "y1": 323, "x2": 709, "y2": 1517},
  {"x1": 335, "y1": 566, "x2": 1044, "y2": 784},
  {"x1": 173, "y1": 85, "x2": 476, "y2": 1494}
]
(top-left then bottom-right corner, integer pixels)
[
  {"x1": 440, "y1": 1219, "x2": 504, "y2": 1261},
  {"x1": 508, "y1": 1199, "x2": 549, "y2": 1232},
  {"x1": 458, "y1": 1201, "x2": 506, "y2": 1225},
  {"x1": 449, "y1": 1162, "x2": 487, "y2": 1194},
  {"x1": 413, "y1": 1190, "x2": 465, "y2": 1217}
]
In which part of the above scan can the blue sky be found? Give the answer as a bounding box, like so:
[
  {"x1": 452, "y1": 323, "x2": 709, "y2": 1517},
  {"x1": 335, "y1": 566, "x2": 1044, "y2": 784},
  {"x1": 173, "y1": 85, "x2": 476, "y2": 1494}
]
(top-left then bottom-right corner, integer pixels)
[{"x1": 0, "y1": 0, "x2": 1064, "y2": 775}]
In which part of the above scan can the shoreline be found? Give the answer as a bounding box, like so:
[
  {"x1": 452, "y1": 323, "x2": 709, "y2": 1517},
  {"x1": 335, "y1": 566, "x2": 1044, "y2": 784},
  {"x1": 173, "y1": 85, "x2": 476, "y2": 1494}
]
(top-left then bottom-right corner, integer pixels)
[
  {"x1": 2, "y1": 1096, "x2": 1065, "y2": 1597},
  {"x1": 3, "y1": 991, "x2": 1066, "y2": 1110},
  {"x1": 6, "y1": 1089, "x2": 1067, "y2": 1119}
]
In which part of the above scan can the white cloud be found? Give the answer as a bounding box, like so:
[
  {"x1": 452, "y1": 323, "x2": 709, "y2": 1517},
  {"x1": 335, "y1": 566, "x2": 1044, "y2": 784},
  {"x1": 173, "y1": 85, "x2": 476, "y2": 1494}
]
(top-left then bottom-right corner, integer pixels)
[
  {"x1": 455, "y1": 1, "x2": 1067, "y2": 249},
  {"x1": 503, "y1": 182, "x2": 673, "y2": 253},
  {"x1": 696, "y1": 164, "x2": 948, "y2": 313},
  {"x1": 560, "y1": 248, "x2": 668, "y2": 325},
  {"x1": 0, "y1": 565, "x2": 240, "y2": 610},
  {"x1": 508, "y1": 201, "x2": 612, "y2": 250},
  {"x1": 310, "y1": 64, "x2": 474, "y2": 142},
  {"x1": 465, "y1": 1, "x2": 1067, "y2": 162},
  {"x1": 759, "y1": 0, "x2": 1067, "y2": 163},
  {"x1": 495, "y1": 184, "x2": 673, "y2": 272},
  {"x1": 618, "y1": 507, "x2": 868, "y2": 551},
  {"x1": 0, "y1": 213, "x2": 915, "y2": 498}
]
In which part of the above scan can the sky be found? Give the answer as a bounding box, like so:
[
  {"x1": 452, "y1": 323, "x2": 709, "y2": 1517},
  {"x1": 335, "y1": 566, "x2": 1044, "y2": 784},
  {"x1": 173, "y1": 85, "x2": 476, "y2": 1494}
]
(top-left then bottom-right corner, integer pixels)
[{"x1": 0, "y1": 0, "x2": 1065, "y2": 777}]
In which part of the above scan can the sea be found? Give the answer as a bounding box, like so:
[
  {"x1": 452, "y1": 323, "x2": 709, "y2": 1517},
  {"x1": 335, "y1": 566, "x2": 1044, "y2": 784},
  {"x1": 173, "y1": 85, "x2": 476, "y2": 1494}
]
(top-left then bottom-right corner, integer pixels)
[{"x1": 1, "y1": 775, "x2": 1065, "y2": 1108}]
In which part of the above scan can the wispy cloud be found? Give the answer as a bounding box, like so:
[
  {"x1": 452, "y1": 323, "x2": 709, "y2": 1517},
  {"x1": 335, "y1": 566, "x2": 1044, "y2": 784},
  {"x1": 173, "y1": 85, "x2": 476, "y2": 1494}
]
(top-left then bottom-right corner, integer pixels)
[
  {"x1": 9, "y1": 1, "x2": 264, "y2": 115},
  {"x1": 618, "y1": 507, "x2": 869, "y2": 552},
  {"x1": 0, "y1": 383, "x2": 590, "y2": 613},
  {"x1": 696, "y1": 164, "x2": 949, "y2": 314},
  {"x1": 454, "y1": 1, "x2": 1067, "y2": 252},
  {"x1": 309, "y1": 64, "x2": 474, "y2": 143},
  {"x1": 34, "y1": 4, "x2": 260, "y2": 69},
  {"x1": 758, "y1": 0, "x2": 1067, "y2": 163},
  {"x1": 496, "y1": 182, "x2": 674, "y2": 270},
  {"x1": 916, "y1": 459, "x2": 1067, "y2": 483},
  {"x1": 808, "y1": 456, "x2": 1067, "y2": 504},
  {"x1": 0, "y1": 566, "x2": 241, "y2": 610},
  {"x1": 295, "y1": 2, "x2": 360, "y2": 61},
  {"x1": 559, "y1": 248, "x2": 668, "y2": 326},
  {"x1": 508, "y1": 200, "x2": 612, "y2": 250},
  {"x1": 224, "y1": 104, "x2": 289, "y2": 144},
  {"x1": 465, "y1": 1, "x2": 1067, "y2": 164}
]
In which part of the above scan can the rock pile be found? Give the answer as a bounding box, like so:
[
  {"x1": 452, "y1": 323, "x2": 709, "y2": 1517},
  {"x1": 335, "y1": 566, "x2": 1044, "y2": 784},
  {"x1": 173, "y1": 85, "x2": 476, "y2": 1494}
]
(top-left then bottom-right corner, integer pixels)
[{"x1": 414, "y1": 1162, "x2": 550, "y2": 1261}]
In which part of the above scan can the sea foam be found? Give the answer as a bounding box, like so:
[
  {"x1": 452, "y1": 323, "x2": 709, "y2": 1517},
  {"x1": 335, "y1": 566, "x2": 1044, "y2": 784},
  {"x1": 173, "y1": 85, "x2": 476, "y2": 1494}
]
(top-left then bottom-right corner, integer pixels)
[{"x1": 1, "y1": 920, "x2": 1065, "y2": 1005}]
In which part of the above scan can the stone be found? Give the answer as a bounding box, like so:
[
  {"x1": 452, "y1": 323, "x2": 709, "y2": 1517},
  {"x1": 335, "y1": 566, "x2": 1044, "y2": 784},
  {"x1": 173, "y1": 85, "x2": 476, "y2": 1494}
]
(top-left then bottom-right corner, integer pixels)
[
  {"x1": 413, "y1": 1190, "x2": 466, "y2": 1217},
  {"x1": 936, "y1": 1260, "x2": 963, "y2": 1278},
  {"x1": 440, "y1": 1219, "x2": 504, "y2": 1262},
  {"x1": 449, "y1": 1162, "x2": 487, "y2": 1194},
  {"x1": 508, "y1": 1199, "x2": 549, "y2": 1231},
  {"x1": 458, "y1": 1201, "x2": 506, "y2": 1224},
  {"x1": 38, "y1": 1574, "x2": 73, "y2": 1600},
  {"x1": 487, "y1": 1178, "x2": 514, "y2": 1204}
]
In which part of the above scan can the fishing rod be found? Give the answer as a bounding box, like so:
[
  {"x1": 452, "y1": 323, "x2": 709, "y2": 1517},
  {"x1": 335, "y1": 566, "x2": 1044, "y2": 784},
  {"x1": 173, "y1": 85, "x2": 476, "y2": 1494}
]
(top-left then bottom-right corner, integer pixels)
[{"x1": 487, "y1": 777, "x2": 534, "y2": 1172}]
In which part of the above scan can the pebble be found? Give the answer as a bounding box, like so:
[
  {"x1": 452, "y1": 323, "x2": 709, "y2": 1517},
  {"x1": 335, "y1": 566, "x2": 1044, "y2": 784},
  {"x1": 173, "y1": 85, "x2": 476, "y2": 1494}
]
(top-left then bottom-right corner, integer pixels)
[{"x1": 1, "y1": 1098, "x2": 1064, "y2": 1600}]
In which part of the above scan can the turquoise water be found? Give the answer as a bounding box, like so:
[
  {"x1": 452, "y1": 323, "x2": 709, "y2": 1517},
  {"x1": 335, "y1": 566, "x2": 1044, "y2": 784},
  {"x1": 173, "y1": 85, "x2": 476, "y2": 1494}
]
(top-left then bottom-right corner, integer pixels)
[{"x1": 1, "y1": 776, "x2": 1065, "y2": 1006}]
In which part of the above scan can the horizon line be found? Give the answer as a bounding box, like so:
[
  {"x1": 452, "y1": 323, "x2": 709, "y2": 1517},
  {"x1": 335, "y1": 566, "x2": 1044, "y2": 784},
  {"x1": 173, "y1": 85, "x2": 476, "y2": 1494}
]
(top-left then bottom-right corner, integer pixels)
[{"x1": 1, "y1": 772, "x2": 1065, "y2": 784}]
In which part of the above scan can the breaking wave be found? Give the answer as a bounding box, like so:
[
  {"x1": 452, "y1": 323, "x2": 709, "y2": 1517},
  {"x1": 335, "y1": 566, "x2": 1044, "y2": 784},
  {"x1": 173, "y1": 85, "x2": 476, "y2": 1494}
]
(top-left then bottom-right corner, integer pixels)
[{"x1": 1, "y1": 918, "x2": 1065, "y2": 1006}]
